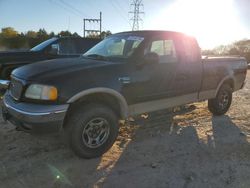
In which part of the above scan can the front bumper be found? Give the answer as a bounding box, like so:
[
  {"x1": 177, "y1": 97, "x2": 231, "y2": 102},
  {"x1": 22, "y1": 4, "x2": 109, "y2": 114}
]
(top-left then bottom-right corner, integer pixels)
[
  {"x1": 0, "y1": 79, "x2": 10, "y2": 94},
  {"x1": 0, "y1": 79, "x2": 10, "y2": 90},
  {"x1": 2, "y1": 94, "x2": 69, "y2": 133}
]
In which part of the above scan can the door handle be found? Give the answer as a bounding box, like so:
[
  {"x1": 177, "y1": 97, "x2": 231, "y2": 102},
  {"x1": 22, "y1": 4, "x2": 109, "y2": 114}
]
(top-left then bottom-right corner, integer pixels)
[
  {"x1": 181, "y1": 75, "x2": 188, "y2": 79},
  {"x1": 178, "y1": 74, "x2": 188, "y2": 80},
  {"x1": 118, "y1": 77, "x2": 131, "y2": 84}
]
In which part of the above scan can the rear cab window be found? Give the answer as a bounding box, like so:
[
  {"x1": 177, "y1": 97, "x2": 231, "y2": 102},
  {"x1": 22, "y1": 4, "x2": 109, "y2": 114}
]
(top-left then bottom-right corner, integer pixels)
[{"x1": 181, "y1": 37, "x2": 201, "y2": 62}]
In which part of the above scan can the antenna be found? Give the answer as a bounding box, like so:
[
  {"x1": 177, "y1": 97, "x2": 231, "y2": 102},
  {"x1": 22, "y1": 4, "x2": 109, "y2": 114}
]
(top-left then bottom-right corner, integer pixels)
[{"x1": 129, "y1": 0, "x2": 144, "y2": 31}]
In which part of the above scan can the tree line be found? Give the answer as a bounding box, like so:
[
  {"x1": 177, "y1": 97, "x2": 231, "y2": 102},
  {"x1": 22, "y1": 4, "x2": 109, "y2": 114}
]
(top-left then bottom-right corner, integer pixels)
[
  {"x1": 202, "y1": 40, "x2": 250, "y2": 63},
  {"x1": 0, "y1": 27, "x2": 111, "y2": 50},
  {"x1": 0, "y1": 27, "x2": 249, "y2": 63}
]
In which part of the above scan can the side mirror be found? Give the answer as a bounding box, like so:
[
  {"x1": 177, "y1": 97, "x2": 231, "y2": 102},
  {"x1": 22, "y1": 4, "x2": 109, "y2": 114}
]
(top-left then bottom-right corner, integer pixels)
[
  {"x1": 49, "y1": 44, "x2": 59, "y2": 55},
  {"x1": 143, "y1": 52, "x2": 159, "y2": 64}
]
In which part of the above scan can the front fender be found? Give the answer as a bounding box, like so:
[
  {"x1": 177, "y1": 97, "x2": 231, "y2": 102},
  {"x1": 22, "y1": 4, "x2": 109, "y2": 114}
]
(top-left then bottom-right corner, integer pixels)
[{"x1": 67, "y1": 87, "x2": 129, "y2": 119}]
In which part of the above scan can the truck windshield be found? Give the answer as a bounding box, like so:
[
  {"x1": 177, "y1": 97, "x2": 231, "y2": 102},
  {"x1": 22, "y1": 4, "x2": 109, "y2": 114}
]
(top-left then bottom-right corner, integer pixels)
[
  {"x1": 83, "y1": 34, "x2": 144, "y2": 61},
  {"x1": 30, "y1": 38, "x2": 58, "y2": 52}
]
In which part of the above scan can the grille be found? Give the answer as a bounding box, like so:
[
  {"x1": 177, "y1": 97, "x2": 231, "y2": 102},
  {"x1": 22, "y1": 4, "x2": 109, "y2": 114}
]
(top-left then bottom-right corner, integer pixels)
[{"x1": 9, "y1": 78, "x2": 23, "y2": 100}]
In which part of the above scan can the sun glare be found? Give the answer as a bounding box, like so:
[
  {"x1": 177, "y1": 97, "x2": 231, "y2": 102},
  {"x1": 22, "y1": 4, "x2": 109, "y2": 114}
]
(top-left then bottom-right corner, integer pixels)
[{"x1": 149, "y1": 0, "x2": 248, "y2": 49}]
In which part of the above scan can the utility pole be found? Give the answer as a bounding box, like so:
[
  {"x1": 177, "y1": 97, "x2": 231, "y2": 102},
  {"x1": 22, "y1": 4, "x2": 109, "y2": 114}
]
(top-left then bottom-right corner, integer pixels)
[
  {"x1": 83, "y1": 12, "x2": 102, "y2": 38},
  {"x1": 129, "y1": 0, "x2": 144, "y2": 31}
]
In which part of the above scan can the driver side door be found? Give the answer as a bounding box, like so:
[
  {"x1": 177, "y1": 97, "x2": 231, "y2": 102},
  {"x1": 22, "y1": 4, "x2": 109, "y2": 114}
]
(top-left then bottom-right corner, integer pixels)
[{"x1": 123, "y1": 36, "x2": 179, "y2": 104}]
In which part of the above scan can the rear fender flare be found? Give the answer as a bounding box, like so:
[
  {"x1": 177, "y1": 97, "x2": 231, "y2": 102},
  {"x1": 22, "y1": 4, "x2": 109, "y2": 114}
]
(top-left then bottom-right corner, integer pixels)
[{"x1": 215, "y1": 74, "x2": 235, "y2": 96}]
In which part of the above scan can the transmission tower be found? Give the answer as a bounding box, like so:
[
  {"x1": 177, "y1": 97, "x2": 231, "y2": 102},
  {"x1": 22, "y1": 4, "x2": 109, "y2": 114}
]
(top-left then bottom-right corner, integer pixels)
[
  {"x1": 129, "y1": 0, "x2": 144, "y2": 31},
  {"x1": 83, "y1": 12, "x2": 102, "y2": 38}
]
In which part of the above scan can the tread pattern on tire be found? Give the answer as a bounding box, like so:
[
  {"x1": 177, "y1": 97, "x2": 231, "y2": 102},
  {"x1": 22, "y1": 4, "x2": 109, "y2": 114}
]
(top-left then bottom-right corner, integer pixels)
[
  {"x1": 64, "y1": 103, "x2": 119, "y2": 158},
  {"x1": 208, "y1": 84, "x2": 232, "y2": 116}
]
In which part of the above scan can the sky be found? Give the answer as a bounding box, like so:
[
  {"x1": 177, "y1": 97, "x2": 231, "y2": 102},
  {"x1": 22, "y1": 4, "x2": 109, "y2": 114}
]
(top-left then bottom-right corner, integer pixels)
[{"x1": 0, "y1": 0, "x2": 249, "y2": 49}]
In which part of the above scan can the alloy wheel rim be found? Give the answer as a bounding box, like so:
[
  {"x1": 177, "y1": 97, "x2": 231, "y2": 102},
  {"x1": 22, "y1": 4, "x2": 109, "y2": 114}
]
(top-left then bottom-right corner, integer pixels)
[
  {"x1": 218, "y1": 91, "x2": 229, "y2": 110},
  {"x1": 82, "y1": 117, "x2": 110, "y2": 148}
]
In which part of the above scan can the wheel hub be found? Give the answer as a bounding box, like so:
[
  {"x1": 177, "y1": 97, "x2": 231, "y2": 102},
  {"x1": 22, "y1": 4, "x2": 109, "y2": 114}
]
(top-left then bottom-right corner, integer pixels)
[
  {"x1": 82, "y1": 117, "x2": 110, "y2": 148},
  {"x1": 219, "y1": 91, "x2": 229, "y2": 110}
]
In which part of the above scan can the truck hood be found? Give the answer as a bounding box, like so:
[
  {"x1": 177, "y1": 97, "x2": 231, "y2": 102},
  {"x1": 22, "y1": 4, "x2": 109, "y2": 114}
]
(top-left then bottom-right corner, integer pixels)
[
  {"x1": 12, "y1": 57, "x2": 114, "y2": 81},
  {"x1": 0, "y1": 50, "x2": 39, "y2": 62},
  {"x1": 0, "y1": 50, "x2": 33, "y2": 56}
]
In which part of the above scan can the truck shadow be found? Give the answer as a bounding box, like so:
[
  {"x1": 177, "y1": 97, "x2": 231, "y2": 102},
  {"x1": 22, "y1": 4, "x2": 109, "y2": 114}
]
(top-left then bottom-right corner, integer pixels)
[
  {"x1": 93, "y1": 107, "x2": 250, "y2": 188},
  {"x1": 2, "y1": 105, "x2": 250, "y2": 188},
  {"x1": 210, "y1": 115, "x2": 248, "y2": 147}
]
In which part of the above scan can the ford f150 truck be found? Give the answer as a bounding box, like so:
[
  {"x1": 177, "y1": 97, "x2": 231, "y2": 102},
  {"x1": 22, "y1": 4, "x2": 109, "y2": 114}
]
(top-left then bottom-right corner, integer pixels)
[
  {"x1": 0, "y1": 37, "x2": 101, "y2": 79},
  {"x1": 2, "y1": 31, "x2": 247, "y2": 158}
]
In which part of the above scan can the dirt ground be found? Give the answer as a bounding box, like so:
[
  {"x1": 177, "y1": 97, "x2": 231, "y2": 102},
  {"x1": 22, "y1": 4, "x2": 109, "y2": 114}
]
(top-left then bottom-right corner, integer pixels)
[{"x1": 1, "y1": 72, "x2": 250, "y2": 188}]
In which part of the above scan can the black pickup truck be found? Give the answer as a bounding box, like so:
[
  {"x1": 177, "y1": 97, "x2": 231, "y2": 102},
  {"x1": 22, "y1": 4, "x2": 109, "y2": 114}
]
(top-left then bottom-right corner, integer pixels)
[
  {"x1": 0, "y1": 37, "x2": 101, "y2": 79},
  {"x1": 2, "y1": 31, "x2": 247, "y2": 158}
]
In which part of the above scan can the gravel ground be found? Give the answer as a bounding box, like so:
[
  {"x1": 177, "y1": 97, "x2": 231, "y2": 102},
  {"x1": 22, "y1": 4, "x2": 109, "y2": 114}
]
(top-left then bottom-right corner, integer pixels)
[{"x1": 1, "y1": 72, "x2": 250, "y2": 188}]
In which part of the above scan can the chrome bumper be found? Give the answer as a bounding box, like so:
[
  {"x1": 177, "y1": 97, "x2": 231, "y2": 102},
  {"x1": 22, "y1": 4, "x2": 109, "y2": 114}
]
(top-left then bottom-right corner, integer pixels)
[
  {"x1": 2, "y1": 94, "x2": 69, "y2": 133},
  {"x1": 0, "y1": 79, "x2": 10, "y2": 90}
]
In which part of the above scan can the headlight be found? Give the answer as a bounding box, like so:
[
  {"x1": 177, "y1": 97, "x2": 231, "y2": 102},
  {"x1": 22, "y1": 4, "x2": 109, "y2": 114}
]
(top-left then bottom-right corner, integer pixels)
[{"x1": 25, "y1": 84, "x2": 58, "y2": 100}]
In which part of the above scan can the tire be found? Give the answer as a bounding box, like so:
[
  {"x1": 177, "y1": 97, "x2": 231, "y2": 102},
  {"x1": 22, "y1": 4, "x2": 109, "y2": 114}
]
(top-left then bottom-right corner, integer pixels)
[
  {"x1": 64, "y1": 103, "x2": 119, "y2": 158},
  {"x1": 208, "y1": 84, "x2": 232, "y2": 115}
]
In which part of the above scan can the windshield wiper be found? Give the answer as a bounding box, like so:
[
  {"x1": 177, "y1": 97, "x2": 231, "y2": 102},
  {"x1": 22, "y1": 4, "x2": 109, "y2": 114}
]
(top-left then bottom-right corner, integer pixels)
[{"x1": 84, "y1": 54, "x2": 109, "y2": 61}]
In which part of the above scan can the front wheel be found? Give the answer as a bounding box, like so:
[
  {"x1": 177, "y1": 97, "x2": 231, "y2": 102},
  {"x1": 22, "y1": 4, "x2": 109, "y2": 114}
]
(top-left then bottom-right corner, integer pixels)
[
  {"x1": 208, "y1": 84, "x2": 232, "y2": 116},
  {"x1": 65, "y1": 103, "x2": 119, "y2": 158}
]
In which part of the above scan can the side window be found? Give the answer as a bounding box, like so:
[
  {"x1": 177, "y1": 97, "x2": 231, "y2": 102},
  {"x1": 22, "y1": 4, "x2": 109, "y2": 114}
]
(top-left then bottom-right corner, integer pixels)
[
  {"x1": 149, "y1": 39, "x2": 177, "y2": 63},
  {"x1": 132, "y1": 40, "x2": 141, "y2": 49},
  {"x1": 58, "y1": 39, "x2": 77, "y2": 55},
  {"x1": 151, "y1": 40, "x2": 164, "y2": 55},
  {"x1": 125, "y1": 40, "x2": 142, "y2": 56}
]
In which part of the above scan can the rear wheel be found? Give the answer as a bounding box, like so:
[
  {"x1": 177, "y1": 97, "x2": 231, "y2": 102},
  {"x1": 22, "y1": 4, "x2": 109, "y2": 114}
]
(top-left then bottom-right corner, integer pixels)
[
  {"x1": 208, "y1": 84, "x2": 232, "y2": 115},
  {"x1": 64, "y1": 103, "x2": 119, "y2": 158}
]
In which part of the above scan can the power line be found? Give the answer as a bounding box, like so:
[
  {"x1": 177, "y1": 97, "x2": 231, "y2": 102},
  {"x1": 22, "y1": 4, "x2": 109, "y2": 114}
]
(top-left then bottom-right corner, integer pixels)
[
  {"x1": 81, "y1": 0, "x2": 97, "y2": 10},
  {"x1": 59, "y1": 0, "x2": 89, "y2": 17},
  {"x1": 110, "y1": 0, "x2": 132, "y2": 28},
  {"x1": 129, "y1": 0, "x2": 144, "y2": 31},
  {"x1": 49, "y1": 0, "x2": 82, "y2": 18},
  {"x1": 49, "y1": 0, "x2": 90, "y2": 18},
  {"x1": 113, "y1": 0, "x2": 132, "y2": 23},
  {"x1": 113, "y1": 0, "x2": 127, "y2": 14},
  {"x1": 117, "y1": 0, "x2": 129, "y2": 9}
]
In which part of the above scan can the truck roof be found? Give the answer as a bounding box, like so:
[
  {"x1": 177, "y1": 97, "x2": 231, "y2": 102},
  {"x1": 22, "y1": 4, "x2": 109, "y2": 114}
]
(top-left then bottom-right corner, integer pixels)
[
  {"x1": 115, "y1": 30, "x2": 192, "y2": 37},
  {"x1": 52, "y1": 36, "x2": 101, "y2": 41}
]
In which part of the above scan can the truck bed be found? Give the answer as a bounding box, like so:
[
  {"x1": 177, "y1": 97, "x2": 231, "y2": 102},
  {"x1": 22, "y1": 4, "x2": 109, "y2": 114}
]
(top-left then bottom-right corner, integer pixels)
[
  {"x1": 202, "y1": 56, "x2": 246, "y2": 62},
  {"x1": 199, "y1": 56, "x2": 247, "y2": 100}
]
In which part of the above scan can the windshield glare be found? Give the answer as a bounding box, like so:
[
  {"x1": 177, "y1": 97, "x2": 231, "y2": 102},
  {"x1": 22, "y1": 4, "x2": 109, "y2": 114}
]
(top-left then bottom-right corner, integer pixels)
[
  {"x1": 84, "y1": 35, "x2": 144, "y2": 59},
  {"x1": 30, "y1": 38, "x2": 58, "y2": 52}
]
